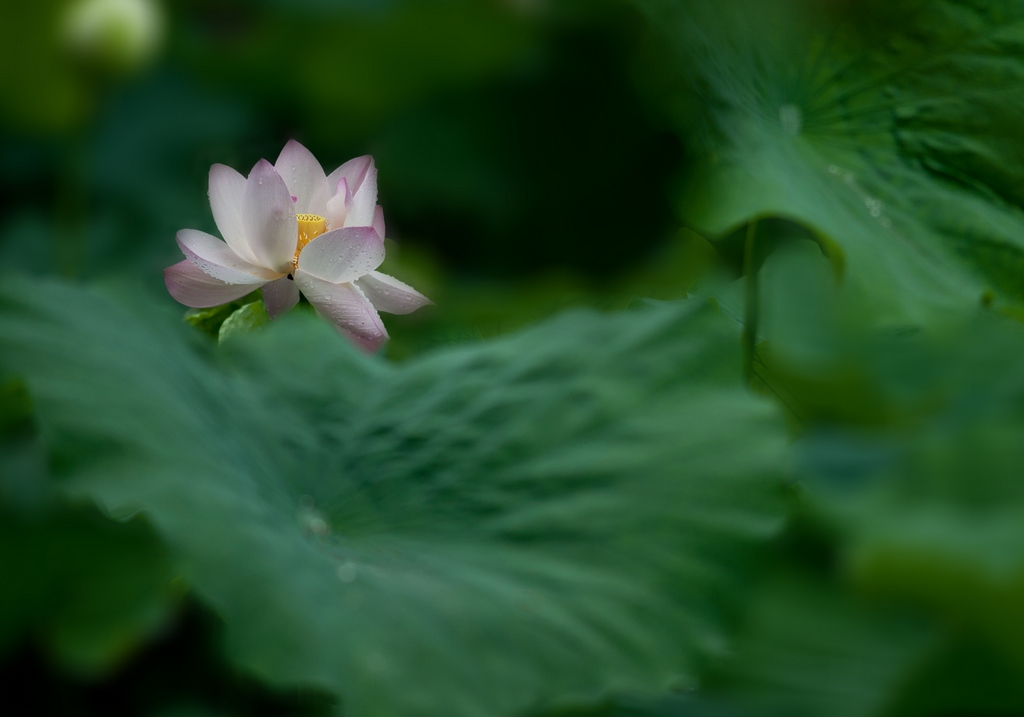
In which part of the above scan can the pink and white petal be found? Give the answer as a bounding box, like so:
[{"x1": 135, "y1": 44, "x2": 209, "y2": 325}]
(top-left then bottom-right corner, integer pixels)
[
  {"x1": 326, "y1": 156, "x2": 372, "y2": 198},
  {"x1": 355, "y1": 271, "x2": 432, "y2": 315},
  {"x1": 209, "y1": 164, "x2": 258, "y2": 264},
  {"x1": 176, "y1": 229, "x2": 279, "y2": 284},
  {"x1": 164, "y1": 260, "x2": 262, "y2": 308},
  {"x1": 296, "y1": 226, "x2": 384, "y2": 284},
  {"x1": 342, "y1": 328, "x2": 389, "y2": 354},
  {"x1": 344, "y1": 163, "x2": 378, "y2": 228},
  {"x1": 242, "y1": 159, "x2": 298, "y2": 273},
  {"x1": 294, "y1": 272, "x2": 388, "y2": 352},
  {"x1": 275, "y1": 140, "x2": 330, "y2": 217},
  {"x1": 325, "y1": 178, "x2": 349, "y2": 230},
  {"x1": 262, "y1": 276, "x2": 300, "y2": 318},
  {"x1": 372, "y1": 205, "x2": 385, "y2": 239}
]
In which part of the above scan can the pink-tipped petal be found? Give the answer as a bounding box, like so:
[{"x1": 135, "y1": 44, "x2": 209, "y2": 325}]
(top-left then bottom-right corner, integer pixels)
[
  {"x1": 209, "y1": 164, "x2": 259, "y2": 265},
  {"x1": 176, "y1": 229, "x2": 279, "y2": 284},
  {"x1": 164, "y1": 260, "x2": 261, "y2": 308},
  {"x1": 326, "y1": 155, "x2": 372, "y2": 198},
  {"x1": 243, "y1": 159, "x2": 298, "y2": 273},
  {"x1": 325, "y1": 177, "x2": 349, "y2": 230},
  {"x1": 345, "y1": 160, "x2": 378, "y2": 228},
  {"x1": 262, "y1": 276, "x2": 300, "y2": 318},
  {"x1": 355, "y1": 271, "x2": 431, "y2": 315},
  {"x1": 344, "y1": 330, "x2": 388, "y2": 354},
  {"x1": 294, "y1": 272, "x2": 388, "y2": 352},
  {"x1": 296, "y1": 226, "x2": 384, "y2": 284},
  {"x1": 372, "y1": 205, "x2": 385, "y2": 239},
  {"x1": 275, "y1": 140, "x2": 330, "y2": 217}
]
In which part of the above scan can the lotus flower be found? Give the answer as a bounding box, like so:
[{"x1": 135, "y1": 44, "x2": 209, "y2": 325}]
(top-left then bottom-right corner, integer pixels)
[{"x1": 164, "y1": 140, "x2": 431, "y2": 351}]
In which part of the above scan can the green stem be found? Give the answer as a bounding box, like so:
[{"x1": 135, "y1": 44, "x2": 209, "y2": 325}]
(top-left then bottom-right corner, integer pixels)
[
  {"x1": 742, "y1": 218, "x2": 759, "y2": 384},
  {"x1": 56, "y1": 132, "x2": 87, "y2": 278}
]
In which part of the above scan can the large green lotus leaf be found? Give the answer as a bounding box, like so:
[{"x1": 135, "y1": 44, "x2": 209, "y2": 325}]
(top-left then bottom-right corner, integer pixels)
[
  {"x1": 635, "y1": 0, "x2": 1024, "y2": 324},
  {"x1": 0, "y1": 278, "x2": 788, "y2": 717}
]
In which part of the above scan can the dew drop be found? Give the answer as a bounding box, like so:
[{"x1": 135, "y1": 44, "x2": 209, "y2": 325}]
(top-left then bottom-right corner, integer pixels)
[
  {"x1": 337, "y1": 561, "x2": 357, "y2": 583},
  {"x1": 779, "y1": 104, "x2": 803, "y2": 136},
  {"x1": 309, "y1": 517, "x2": 328, "y2": 536}
]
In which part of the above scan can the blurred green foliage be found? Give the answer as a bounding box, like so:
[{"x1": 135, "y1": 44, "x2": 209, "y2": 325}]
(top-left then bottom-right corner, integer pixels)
[
  {"x1": 0, "y1": 279, "x2": 788, "y2": 717},
  {"x1": 5, "y1": 1, "x2": 1024, "y2": 716}
]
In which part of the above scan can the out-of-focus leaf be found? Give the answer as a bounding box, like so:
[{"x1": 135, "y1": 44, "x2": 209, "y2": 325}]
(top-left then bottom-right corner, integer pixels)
[
  {"x1": 532, "y1": 586, "x2": 1024, "y2": 717},
  {"x1": 181, "y1": 0, "x2": 539, "y2": 127},
  {"x1": 635, "y1": 0, "x2": 1024, "y2": 323},
  {"x1": 0, "y1": 377, "x2": 49, "y2": 512},
  {"x1": 379, "y1": 229, "x2": 718, "y2": 361},
  {"x1": 0, "y1": 0, "x2": 92, "y2": 132},
  {"x1": 0, "y1": 376, "x2": 33, "y2": 436},
  {"x1": 0, "y1": 276, "x2": 789, "y2": 717},
  {"x1": 883, "y1": 636, "x2": 1024, "y2": 717},
  {"x1": 758, "y1": 239, "x2": 840, "y2": 368},
  {"x1": 0, "y1": 506, "x2": 178, "y2": 674},
  {"x1": 366, "y1": 14, "x2": 681, "y2": 281},
  {"x1": 532, "y1": 693, "x2": 741, "y2": 717},
  {"x1": 87, "y1": 74, "x2": 256, "y2": 280},
  {"x1": 217, "y1": 300, "x2": 269, "y2": 344},
  {"x1": 148, "y1": 709, "x2": 227, "y2": 717},
  {"x1": 184, "y1": 302, "x2": 244, "y2": 340},
  {"x1": 797, "y1": 316, "x2": 1024, "y2": 674},
  {"x1": 701, "y1": 573, "x2": 935, "y2": 717},
  {"x1": 1, "y1": 369, "x2": 178, "y2": 676},
  {"x1": 1, "y1": 597, "x2": 336, "y2": 716}
]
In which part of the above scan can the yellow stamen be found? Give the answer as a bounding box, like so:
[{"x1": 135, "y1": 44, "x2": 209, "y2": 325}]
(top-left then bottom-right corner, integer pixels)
[
  {"x1": 297, "y1": 213, "x2": 327, "y2": 250},
  {"x1": 294, "y1": 213, "x2": 327, "y2": 269}
]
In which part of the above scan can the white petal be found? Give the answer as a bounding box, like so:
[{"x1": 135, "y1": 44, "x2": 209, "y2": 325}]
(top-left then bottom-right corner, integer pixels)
[
  {"x1": 176, "y1": 229, "x2": 278, "y2": 284},
  {"x1": 355, "y1": 271, "x2": 432, "y2": 315},
  {"x1": 345, "y1": 161, "x2": 378, "y2": 228},
  {"x1": 242, "y1": 159, "x2": 298, "y2": 273},
  {"x1": 275, "y1": 140, "x2": 330, "y2": 217},
  {"x1": 296, "y1": 226, "x2": 384, "y2": 284},
  {"x1": 262, "y1": 276, "x2": 300, "y2": 318},
  {"x1": 209, "y1": 164, "x2": 258, "y2": 264},
  {"x1": 326, "y1": 155, "x2": 373, "y2": 198},
  {"x1": 294, "y1": 272, "x2": 388, "y2": 352},
  {"x1": 372, "y1": 205, "x2": 385, "y2": 239},
  {"x1": 164, "y1": 260, "x2": 261, "y2": 308},
  {"x1": 325, "y1": 177, "x2": 349, "y2": 230}
]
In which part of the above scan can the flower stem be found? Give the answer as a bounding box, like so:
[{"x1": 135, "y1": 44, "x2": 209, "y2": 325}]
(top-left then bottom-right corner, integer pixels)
[{"x1": 742, "y1": 218, "x2": 759, "y2": 384}]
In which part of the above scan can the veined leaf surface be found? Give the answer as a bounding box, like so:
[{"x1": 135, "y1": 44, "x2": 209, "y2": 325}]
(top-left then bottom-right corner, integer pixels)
[{"x1": 0, "y1": 279, "x2": 788, "y2": 717}]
